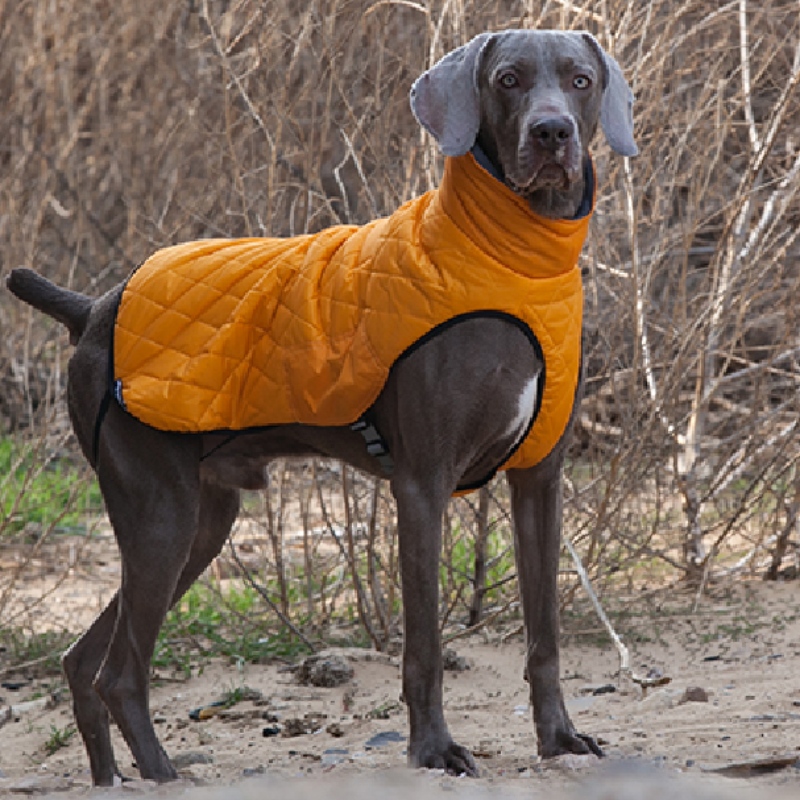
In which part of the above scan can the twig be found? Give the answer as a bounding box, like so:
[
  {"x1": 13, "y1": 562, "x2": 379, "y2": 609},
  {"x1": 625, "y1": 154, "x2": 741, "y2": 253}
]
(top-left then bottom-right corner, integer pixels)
[
  {"x1": 563, "y1": 534, "x2": 670, "y2": 689},
  {"x1": 738, "y1": 0, "x2": 760, "y2": 152},
  {"x1": 0, "y1": 653, "x2": 61, "y2": 680},
  {"x1": 443, "y1": 597, "x2": 519, "y2": 644},
  {"x1": 199, "y1": 0, "x2": 275, "y2": 155},
  {"x1": 315, "y1": 470, "x2": 379, "y2": 648},
  {"x1": 227, "y1": 540, "x2": 316, "y2": 654}
]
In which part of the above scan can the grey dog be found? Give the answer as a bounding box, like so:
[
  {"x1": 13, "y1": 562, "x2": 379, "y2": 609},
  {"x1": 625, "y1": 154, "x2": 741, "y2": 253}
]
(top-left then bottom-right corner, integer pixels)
[{"x1": 6, "y1": 30, "x2": 636, "y2": 784}]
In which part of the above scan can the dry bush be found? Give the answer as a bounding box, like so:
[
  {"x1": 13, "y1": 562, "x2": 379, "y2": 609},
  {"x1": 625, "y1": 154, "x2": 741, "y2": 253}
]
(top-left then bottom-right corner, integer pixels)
[{"x1": 1, "y1": 0, "x2": 800, "y2": 644}]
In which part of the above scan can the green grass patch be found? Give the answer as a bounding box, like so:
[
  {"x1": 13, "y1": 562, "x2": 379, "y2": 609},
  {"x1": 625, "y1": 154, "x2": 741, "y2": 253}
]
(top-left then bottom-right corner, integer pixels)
[
  {"x1": 154, "y1": 582, "x2": 310, "y2": 676},
  {"x1": 0, "y1": 437, "x2": 102, "y2": 535},
  {"x1": 44, "y1": 723, "x2": 77, "y2": 755},
  {"x1": 441, "y1": 524, "x2": 516, "y2": 606},
  {"x1": 0, "y1": 628, "x2": 74, "y2": 676}
]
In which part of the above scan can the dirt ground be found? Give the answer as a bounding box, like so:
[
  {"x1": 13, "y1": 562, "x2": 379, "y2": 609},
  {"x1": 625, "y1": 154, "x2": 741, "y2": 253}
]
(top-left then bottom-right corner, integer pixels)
[{"x1": 1, "y1": 531, "x2": 799, "y2": 798}]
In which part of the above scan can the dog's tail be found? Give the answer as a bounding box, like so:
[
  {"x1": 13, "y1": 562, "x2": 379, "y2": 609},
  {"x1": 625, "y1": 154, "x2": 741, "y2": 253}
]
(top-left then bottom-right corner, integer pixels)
[{"x1": 6, "y1": 268, "x2": 93, "y2": 345}]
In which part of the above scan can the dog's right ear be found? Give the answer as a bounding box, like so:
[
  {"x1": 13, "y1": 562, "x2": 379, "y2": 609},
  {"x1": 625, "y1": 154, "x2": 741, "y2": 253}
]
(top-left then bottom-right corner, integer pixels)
[{"x1": 410, "y1": 33, "x2": 492, "y2": 157}]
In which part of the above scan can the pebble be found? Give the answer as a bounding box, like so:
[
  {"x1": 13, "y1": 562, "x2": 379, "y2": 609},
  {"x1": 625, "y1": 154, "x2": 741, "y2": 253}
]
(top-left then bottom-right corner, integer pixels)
[
  {"x1": 321, "y1": 748, "x2": 350, "y2": 766},
  {"x1": 442, "y1": 649, "x2": 469, "y2": 672},
  {"x1": 680, "y1": 686, "x2": 710, "y2": 704},
  {"x1": 365, "y1": 730, "x2": 405, "y2": 749},
  {"x1": 296, "y1": 654, "x2": 354, "y2": 688}
]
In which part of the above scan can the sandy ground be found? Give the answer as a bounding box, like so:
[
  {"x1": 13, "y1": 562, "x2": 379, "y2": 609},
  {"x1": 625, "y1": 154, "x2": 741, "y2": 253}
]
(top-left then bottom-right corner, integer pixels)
[{"x1": 1, "y1": 532, "x2": 799, "y2": 798}]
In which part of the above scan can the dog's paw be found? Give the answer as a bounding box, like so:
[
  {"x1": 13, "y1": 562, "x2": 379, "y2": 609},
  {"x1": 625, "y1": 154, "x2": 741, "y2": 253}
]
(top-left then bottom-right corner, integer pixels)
[
  {"x1": 540, "y1": 729, "x2": 604, "y2": 759},
  {"x1": 410, "y1": 738, "x2": 479, "y2": 777}
]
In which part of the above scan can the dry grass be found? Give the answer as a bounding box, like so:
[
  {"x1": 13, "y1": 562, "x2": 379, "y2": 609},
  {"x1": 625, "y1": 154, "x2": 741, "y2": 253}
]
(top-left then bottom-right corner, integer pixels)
[{"x1": 1, "y1": 0, "x2": 800, "y2": 643}]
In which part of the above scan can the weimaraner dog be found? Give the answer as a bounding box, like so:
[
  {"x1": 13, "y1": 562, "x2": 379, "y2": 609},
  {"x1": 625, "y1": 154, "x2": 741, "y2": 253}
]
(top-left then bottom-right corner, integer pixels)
[{"x1": 7, "y1": 30, "x2": 636, "y2": 783}]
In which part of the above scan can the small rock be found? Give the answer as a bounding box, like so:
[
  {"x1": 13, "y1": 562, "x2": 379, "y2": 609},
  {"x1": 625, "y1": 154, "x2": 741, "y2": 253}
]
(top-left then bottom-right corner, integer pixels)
[
  {"x1": 322, "y1": 748, "x2": 349, "y2": 766},
  {"x1": 296, "y1": 654, "x2": 354, "y2": 688},
  {"x1": 282, "y1": 713, "x2": 327, "y2": 737},
  {"x1": 365, "y1": 730, "x2": 406, "y2": 749},
  {"x1": 442, "y1": 648, "x2": 469, "y2": 672},
  {"x1": 1, "y1": 680, "x2": 28, "y2": 691},
  {"x1": 326, "y1": 722, "x2": 345, "y2": 737},
  {"x1": 241, "y1": 767, "x2": 265, "y2": 778},
  {"x1": 680, "y1": 686, "x2": 710, "y2": 704}
]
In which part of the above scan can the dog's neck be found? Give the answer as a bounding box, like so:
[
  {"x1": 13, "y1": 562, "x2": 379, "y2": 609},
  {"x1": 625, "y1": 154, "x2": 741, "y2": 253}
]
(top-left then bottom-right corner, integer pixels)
[
  {"x1": 471, "y1": 144, "x2": 592, "y2": 221},
  {"x1": 435, "y1": 153, "x2": 592, "y2": 281}
]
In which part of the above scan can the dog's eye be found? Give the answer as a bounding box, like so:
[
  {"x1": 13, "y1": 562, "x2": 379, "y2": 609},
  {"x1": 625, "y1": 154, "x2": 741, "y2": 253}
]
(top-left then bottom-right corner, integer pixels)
[
  {"x1": 573, "y1": 75, "x2": 591, "y2": 90},
  {"x1": 498, "y1": 72, "x2": 519, "y2": 89}
]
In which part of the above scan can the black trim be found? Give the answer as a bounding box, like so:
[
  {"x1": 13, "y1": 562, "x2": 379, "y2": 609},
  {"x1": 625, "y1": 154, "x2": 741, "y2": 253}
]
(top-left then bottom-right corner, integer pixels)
[{"x1": 397, "y1": 311, "x2": 545, "y2": 493}]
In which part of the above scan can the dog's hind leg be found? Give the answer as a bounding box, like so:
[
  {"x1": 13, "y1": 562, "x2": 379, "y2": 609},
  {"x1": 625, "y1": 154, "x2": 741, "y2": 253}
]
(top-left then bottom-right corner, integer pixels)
[
  {"x1": 72, "y1": 405, "x2": 211, "y2": 782},
  {"x1": 62, "y1": 479, "x2": 238, "y2": 785},
  {"x1": 168, "y1": 480, "x2": 240, "y2": 603},
  {"x1": 62, "y1": 595, "x2": 123, "y2": 786}
]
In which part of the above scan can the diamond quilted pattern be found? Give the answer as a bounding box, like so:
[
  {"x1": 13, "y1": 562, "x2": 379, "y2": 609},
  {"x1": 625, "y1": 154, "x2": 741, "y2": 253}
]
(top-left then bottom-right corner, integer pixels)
[{"x1": 113, "y1": 153, "x2": 591, "y2": 474}]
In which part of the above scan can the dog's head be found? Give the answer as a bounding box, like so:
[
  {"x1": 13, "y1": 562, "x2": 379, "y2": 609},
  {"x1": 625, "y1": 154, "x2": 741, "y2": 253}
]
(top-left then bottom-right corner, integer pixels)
[{"x1": 410, "y1": 30, "x2": 637, "y2": 216}]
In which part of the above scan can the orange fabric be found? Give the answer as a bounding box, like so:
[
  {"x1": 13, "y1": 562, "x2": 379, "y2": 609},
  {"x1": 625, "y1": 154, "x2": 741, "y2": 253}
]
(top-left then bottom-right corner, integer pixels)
[{"x1": 113, "y1": 153, "x2": 590, "y2": 472}]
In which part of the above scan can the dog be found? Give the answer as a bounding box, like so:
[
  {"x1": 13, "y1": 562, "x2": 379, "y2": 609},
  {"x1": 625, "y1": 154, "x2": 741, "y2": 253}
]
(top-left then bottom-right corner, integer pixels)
[{"x1": 6, "y1": 29, "x2": 636, "y2": 784}]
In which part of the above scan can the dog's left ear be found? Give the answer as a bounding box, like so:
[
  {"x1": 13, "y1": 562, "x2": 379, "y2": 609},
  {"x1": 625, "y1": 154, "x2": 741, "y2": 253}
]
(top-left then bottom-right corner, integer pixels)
[
  {"x1": 410, "y1": 33, "x2": 492, "y2": 157},
  {"x1": 581, "y1": 32, "x2": 638, "y2": 157}
]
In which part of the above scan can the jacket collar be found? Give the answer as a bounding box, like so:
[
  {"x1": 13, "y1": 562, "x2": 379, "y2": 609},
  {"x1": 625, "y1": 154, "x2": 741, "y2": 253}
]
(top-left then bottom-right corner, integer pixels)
[{"x1": 433, "y1": 150, "x2": 594, "y2": 279}]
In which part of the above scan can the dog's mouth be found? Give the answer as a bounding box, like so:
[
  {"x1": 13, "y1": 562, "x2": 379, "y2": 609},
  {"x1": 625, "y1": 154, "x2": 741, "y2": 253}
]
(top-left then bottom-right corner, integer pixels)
[{"x1": 507, "y1": 163, "x2": 571, "y2": 196}]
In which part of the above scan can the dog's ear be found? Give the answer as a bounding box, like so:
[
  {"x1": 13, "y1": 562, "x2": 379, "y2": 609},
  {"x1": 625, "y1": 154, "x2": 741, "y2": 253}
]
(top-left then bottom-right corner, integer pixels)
[
  {"x1": 410, "y1": 33, "x2": 492, "y2": 157},
  {"x1": 581, "y1": 32, "x2": 638, "y2": 157}
]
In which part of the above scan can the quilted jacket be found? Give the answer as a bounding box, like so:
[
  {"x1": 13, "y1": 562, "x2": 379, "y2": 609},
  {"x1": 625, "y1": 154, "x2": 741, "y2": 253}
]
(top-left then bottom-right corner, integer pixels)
[{"x1": 112, "y1": 152, "x2": 592, "y2": 476}]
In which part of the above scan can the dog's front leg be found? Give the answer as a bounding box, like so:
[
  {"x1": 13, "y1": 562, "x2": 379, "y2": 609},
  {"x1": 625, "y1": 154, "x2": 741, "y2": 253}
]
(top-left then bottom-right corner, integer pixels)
[
  {"x1": 392, "y1": 475, "x2": 478, "y2": 776},
  {"x1": 507, "y1": 458, "x2": 603, "y2": 759}
]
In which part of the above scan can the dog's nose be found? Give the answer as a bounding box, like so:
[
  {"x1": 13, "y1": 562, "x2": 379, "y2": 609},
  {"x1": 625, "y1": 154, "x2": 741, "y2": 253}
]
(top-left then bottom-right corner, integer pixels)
[{"x1": 530, "y1": 117, "x2": 575, "y2": 151}]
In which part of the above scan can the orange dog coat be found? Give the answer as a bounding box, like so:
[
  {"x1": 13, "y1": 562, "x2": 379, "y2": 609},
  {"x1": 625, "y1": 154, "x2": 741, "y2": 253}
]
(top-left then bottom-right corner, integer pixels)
[{"x1": 112, "y1": 153, "x2": 591, "y2": 478}]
